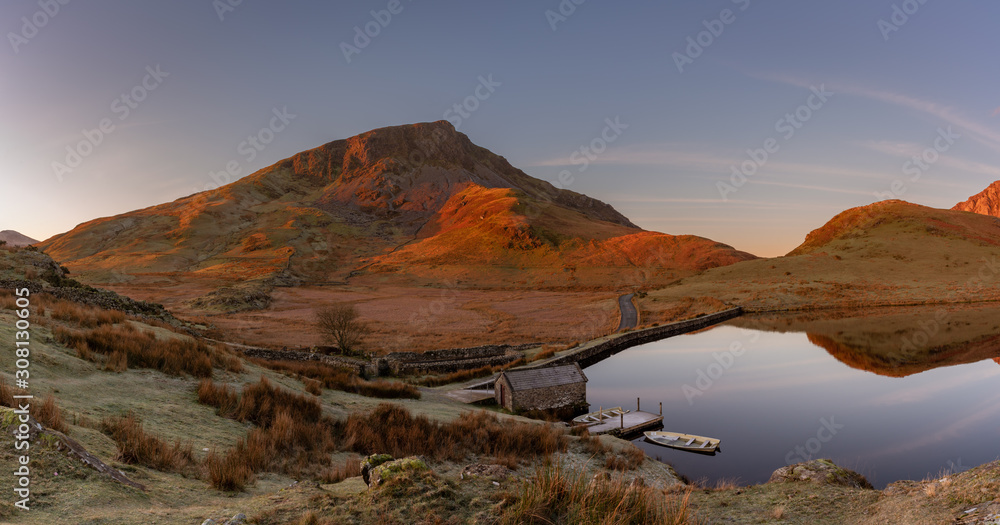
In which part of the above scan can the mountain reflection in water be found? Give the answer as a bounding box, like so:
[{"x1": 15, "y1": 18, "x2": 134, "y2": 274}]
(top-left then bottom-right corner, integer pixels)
[{"x1": 581, "y1": 304, "x2": 1000, "y2": 488}]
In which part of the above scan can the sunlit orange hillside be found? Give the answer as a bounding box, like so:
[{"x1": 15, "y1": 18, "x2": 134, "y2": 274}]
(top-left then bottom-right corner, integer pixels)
[
  {"x1": 38, "y1": 121, "x2": 755, "y2": 307},
  {"x1": 954, "y1": 179, "x2": 1000, "y2": 218},
  {"x1": 642, "y1": 199, "x2": 1000, "y2": 316}
]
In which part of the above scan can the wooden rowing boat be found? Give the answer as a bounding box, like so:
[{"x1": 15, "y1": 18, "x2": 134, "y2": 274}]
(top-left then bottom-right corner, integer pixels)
[
  {"x1": 644, "y1": 431, "x2": 720, "y2": 453},
  {"x1": 572, "y1": 406, "x2": 630, "y2": 424}
]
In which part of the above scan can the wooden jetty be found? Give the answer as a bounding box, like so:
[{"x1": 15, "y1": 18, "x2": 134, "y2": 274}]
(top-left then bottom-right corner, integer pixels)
[
  {"x1": 582, "y1": 398, "x2": 663, "y2": 437},
  {"x1": 587, "y1": 411, "x2": 663, "y2": 436}
]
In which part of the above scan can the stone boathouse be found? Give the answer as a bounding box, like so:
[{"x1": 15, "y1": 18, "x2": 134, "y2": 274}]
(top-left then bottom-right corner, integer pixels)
[{"x1": 495, "y1": 363, "x2": 587, "y2": 412}]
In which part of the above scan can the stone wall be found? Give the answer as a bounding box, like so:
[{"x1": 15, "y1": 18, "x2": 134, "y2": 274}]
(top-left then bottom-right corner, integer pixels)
[
  {"x1": 239, "y1": 347, "x2": 375, "y2": 376},
  {"x1": 381, "y1": 343, "x2": 539, "y2": 375},
  {"x1": 237, "y1": 342, "x2": 544, "y2": 377},
  {"x1": 544, "y1": 307, "x2": 743, "y2": 369},
  {"x1": 502, "y1": 382, "x2": 587, "y2": 412}
]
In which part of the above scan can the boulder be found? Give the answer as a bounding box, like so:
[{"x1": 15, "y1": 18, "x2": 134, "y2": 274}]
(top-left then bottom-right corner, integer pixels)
[
  {"x1": 368, "y1": 457, "x2": 429, "y2": 488},
  {"x1": 769, "y1": 459, "x2": 873, "y2": 489},
  {"x1": 223, "y1": 514, "x2": 247, "y2": 525},
  {"x1": 361, "y1": 454, "x2": 394, "y2": 486}
]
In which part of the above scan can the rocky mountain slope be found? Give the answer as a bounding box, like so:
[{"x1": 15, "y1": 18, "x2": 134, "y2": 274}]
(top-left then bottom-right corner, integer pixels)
[
  {"x1": 954, "y1": 180, "x2": 1000, "y2": 217},
  {"x1": 37, "y1": 122, "x2": 755, "y2": 295}
]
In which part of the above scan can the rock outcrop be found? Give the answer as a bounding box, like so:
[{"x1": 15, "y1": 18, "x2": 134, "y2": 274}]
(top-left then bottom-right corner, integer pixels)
[
  {"x1": 954, "y1": 180, "x2": 1000, "y2": 217},
  {"x1": 769, "y1": 459, "x2": 873, "y2": 489}
]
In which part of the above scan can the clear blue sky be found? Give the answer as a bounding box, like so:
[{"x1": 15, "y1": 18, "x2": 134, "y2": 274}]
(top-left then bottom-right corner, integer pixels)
[{"x1": 2, "y1": 1, "x2": 998, "y2": 256}]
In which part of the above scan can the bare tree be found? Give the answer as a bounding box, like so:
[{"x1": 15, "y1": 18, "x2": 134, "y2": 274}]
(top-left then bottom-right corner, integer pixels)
[{"x1": 315, "y1": 304, "x2": 369, "y2": 355}]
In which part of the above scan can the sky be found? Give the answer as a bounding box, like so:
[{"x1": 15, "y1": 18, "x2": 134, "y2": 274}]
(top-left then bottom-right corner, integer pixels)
[{"x1": 2, "y1": 1, "x2": 998, "y2": 257}]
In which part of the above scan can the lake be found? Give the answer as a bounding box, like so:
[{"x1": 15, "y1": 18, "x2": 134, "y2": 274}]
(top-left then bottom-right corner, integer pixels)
[{"x1": 581, "y1": 305, "x2": 1000, "y2": 488}]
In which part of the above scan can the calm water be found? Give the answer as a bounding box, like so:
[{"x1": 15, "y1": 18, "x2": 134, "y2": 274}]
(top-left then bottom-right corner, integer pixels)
[{"x1": 582, "y1": 316, "x2": 1000, "y2": 488}]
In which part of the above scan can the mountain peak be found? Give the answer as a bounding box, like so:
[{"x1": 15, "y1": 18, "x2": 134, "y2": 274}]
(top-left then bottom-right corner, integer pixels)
[
  {"x1": 0, "y1": 230, "x2": 38, "y2": 247},
  {"x1": 268, "y1": 121, "x2": 637, "y2": 229},
  {"x1": 953, "y1": 180, "x2": 1000, "y2": 217}
]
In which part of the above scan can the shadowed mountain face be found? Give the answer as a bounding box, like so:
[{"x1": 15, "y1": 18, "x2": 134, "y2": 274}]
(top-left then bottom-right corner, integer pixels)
[
  {"x1": 731, "y1": 305, "x2": 1000, "y2": 377},
  {"x1": 37, "y1": 121, "x2": 755, "y2": 295},
  {"x1": 0, "y1": 230, "x2": 38, "y2": 247},
  {"x1": 954, "y1": 180, "x2": 1000, "y2": 218}
]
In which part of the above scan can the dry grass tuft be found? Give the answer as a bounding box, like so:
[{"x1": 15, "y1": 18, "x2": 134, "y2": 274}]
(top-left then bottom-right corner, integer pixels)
[
  {"x1": 499, "y1": 464, "x2": 694, "y2": 524},
  {"x1": 342, "y1": 404, "x2": 566, "y2": 465},
  {"x1": 199, "y1": 377, "x2": 337, "y2": 491},
  {"x1": 100, "y1": 412, "x2": 195, "y2": 473},
  {"x1": 319, "y1": 455, "x2": 362, "y2": 484},
  {"x1": 0, "y1": 378, "x2": 14, "y2": 409},
  {"x1": 35, "y1": 395, "x2": 69, "y2": 434},
  {"x1": 209, "y1": 344, "x2": 245, "y2": 373},
  {"x1": 604, "y1": 444, "x2": 645, "y2": 471},
  {"x1": 55, "y1": 324, "x2": 216, "y2": 378},
  {"x1": 104, "y1": 350, "x2": 128, "y2": 373},
  {"x1": 304, "y1": 378, "x2": 322, "y2": 396},
  {"x1": 197, "y1": 379, "x2": 239, "y2": 414}
]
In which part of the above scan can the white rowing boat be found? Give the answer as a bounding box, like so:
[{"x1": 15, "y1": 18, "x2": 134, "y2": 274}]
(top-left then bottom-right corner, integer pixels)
[
  {"x1": 644, "y1": 431, "x2": 720, "y2": 453},
  {"x1": 572, "y1": 406, "x2": 630, "y2": 424}
]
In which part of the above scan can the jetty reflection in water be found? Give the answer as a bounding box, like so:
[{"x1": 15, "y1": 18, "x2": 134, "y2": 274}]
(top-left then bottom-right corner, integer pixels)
[{"x1": 582, "y1": 305, "x2": 1000, "y2": 488}]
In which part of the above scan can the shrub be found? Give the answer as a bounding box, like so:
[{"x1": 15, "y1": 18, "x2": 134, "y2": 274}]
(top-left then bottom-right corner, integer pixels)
[
  {"x1": 314, "y1": 304, "x2": 369, "y2": 355},
  {"x1": 100, "y1": 412, "x2": 195, "y2": 473}
]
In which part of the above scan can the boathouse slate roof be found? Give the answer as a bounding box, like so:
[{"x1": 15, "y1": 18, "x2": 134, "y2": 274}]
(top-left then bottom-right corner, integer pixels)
[{"x1": 501, "y1": 363, "x2": 587, "y2": 391}]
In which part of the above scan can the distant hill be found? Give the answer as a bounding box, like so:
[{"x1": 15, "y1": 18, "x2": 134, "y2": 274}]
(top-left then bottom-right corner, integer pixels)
[
  {"x1": 0, "y1": 230, "x2": 38, "y2": 247},
  {"x1": 643, "y1": 200, "x2": 1000, "y2": 316},
  {"x1": 788, "y1": 199, "x2": 1000, "y2": 257},
  {"x1": 953, "y1": 180, "x2": 1000, "y2": 218},
  {"x1": 38, "y1": 121, "x2": 755, "y2": 303}
]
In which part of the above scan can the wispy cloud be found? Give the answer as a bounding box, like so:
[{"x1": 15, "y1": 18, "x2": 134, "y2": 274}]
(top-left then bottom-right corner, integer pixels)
[
  {"x1": 862, "y1": 139, "x2": 1000, "y2": 182},
  {"x1": 761, "y1": 74, "x2": 1000, "y2": 155},
  {"x1": 747, "y1": 179, "x2": 875, "y2": 197},
  {"x1": 531, "y1": 143, "x2": 889, "y2": 182},
  {"x1": 528, "y1": 144, "x2": 734, "y2": 170}
]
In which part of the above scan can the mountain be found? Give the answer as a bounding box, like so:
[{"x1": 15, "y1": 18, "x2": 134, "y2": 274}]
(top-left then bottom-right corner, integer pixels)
[
  {"x1": 953, "y1": 180, "x2": 1000, "y2": 217},
  {"x1": 787, "y1": 199, "x2": 1000, "y2": 257},
  {"x1": 0, "y1": 230, "x2": 38, "y2": 246},
  {"x1": 38, "y1": 121, "x2": 755, "y2": 303},
  {"x1": 643, "y1": 199, "x2": 1000, "y2": 316}
]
